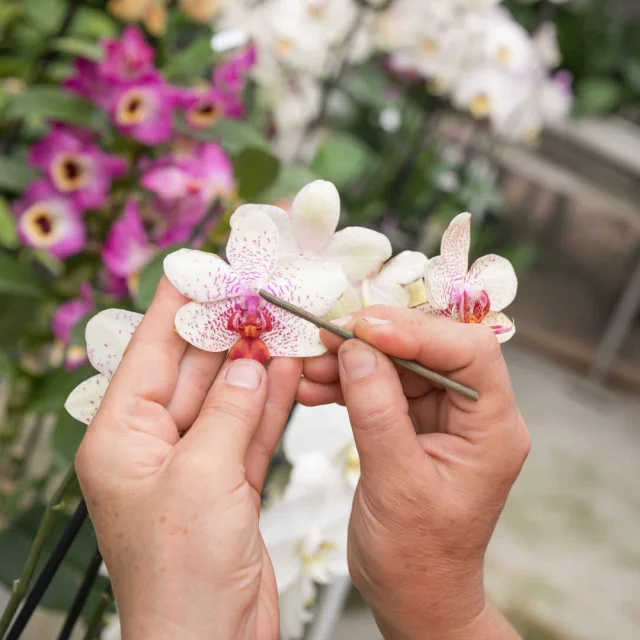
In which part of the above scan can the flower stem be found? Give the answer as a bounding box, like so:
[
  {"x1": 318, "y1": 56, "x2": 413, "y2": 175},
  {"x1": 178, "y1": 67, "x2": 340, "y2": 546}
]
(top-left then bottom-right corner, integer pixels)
[
  {"x1": 0, "y1": 465, "x2": 78, "y2": 638},
  {"x1": 82, "y1": 584, "x2": 113, "y2": 640}
]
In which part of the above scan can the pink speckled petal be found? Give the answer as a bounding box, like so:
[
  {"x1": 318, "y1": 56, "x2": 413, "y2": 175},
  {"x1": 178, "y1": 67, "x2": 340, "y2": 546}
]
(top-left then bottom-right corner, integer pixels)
[
  {"x1": 440, "y1": 211, "x2": 471, "y2": 273},
  {"x1": 164, "y1": 248, "x2": 244, "y2": 303},
  {"x1": 466, "y1": 254, "x2": 517, "y2": 312},
  {"x1": 85, "y1": 309, "x2": 143, "y2": 376},
  {"x1": 323, "y1": 226, "x2": 392, "y2": 284},
  {"x1": 231, "y1": 204, "x2": 298, "y2": 260},
  {"x1": 483, "y1": 311, "x2": 515, "y2": 343},
  {"x1": 174, "y1": 299, "x2": 239, "y2": 353},
  {"x1": 226, "y1": 208, "x2": 280, "y2": 288},
  {"x1": 424, "y1": 254, "x2": 462, "y2": 310},
  {"x1": 291, "y1": 180, "x2": 340, "y2": 254},
  {"x1": 265, "y1": 258, "x2": 347, "y2": 317},
  {"x1": 262, "y1": 307, "x2": 326, "y2": 357},
  {"x1": 65, "y1": 373, "x2": 110, "y2": 425}
]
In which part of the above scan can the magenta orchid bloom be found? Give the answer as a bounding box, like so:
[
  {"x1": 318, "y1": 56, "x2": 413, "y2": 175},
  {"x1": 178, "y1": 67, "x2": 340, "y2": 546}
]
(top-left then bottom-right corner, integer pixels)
[
  {"x1": 141, "y1": 142, "x2": 234, "y2": 227},
  {"x1": 109, "y1": 77, "x2": 176, "y2": 144},
  {"x1": 13, "y1": 180, "x2": 85, "y2": 259},
  {"x1": 52, "y1": 282, "x2": 95, "y2": 370},
  {"x1": 213, "y1": 44, "x2": 257, "y2": 95},
  {"x1": 421, "y1": 213, "x2": 517, "y2": 342},
  {"x1": 29, "y1": 126, "x2": 126, "y2": 211},
  {"x1": 101, "y1": 25, "x2": 159, "y2": 84},
  {"x1": 64, "y1": 59, "x2": 112, "y2": 109},
  {"x1": 163, "y1": 208, "x2": 348, "y2": 363},
  {"x1": 102, "y1": 199, "x2": 154, "y2": 287},
  {"x1": 178, "y1": 86, "x2": 246, "y2": 129}
]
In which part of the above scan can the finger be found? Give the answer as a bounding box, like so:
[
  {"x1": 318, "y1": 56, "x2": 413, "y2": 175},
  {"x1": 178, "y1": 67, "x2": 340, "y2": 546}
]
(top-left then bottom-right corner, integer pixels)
[
  {"x1": 296, "y1": 379, "x2": 344, "y2": 406},
  {"x1": 337, "y1": 339, "x2": 426, "y2": 479},
  {"x1": 166, "y1": 346, "x2": 226, "y2": 431},
  {"x1": 106, "y1": 277, "x2": 188, "y2": 407},
  {"x1": 302, "y1": 353, "x2": 339, "y2": 384},
  {"x1": 180, "y1": 358, "x2": 267, "y2": 465},
  {"x1": 245, "y1": 357, "x2": 302, "y2": 493}
]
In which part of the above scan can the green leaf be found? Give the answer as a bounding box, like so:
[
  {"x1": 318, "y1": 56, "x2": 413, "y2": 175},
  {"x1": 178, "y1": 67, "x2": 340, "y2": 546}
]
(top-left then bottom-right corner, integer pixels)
[
  {"x1": 0, "y1": 349, "x2": 14, "y2": 379},
  {"x1": 0, "y1": 156, "x2": 38, "y2": 192},
  {"x1": 71, "y1": 6, "x2": 119, "y2": 40},
  {"x1": 50, "y1": 37, "x2": 103, "y2": 62},
  {"x1": 5, "y1": 86, "x2": 105, "y2": 129},
  {"x1": 311, "y1": 132, "x2": 370, "y2": 187},
  {"x1": 52, "y1": 409, "x2": 86, "y2": 467},
  {"x1": 30, "y1": 365, "x2": 94, "y2": 414},
  {"x1": 233, "y1": 147, "x2": 281, "y2": 201},
  {"x1": 163, "y1": 37, "x2": 214, "y2": 80},
  {"x1": 575, "y1": 78, "x2": 622, "y2": 115},
  {"x1": 134, "y1": 245, "x2": 186, "y2": 312},
  {"x1": 623, "y1": 59, "x2": 640, "y2": 95},
  {"x1": 191, "y1": 120, "x2": 270, "y2": 154},
  {"x1": 0, "y1": 295, "x2": 34, "y2": 348},
  {"x1": 0, "y1": 197, "x2": 18, "y2": 248},
  {"x1": 341, "y1": 63, "x2": 390, "y2": 109},
  {"x1": 260, "y1": 164, "x2": 319, "y2": 200},
  {"x1": 21, "y1": 0, "x2": 65, "y2": 34},
  {"x1": 0, "y1": 252, "x2": 45, "y2": 297}
]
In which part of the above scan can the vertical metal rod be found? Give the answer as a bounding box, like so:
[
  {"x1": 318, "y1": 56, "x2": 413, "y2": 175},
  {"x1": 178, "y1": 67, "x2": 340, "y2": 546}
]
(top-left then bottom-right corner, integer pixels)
[
  {"x1": 5, "y1": 500, "x2": 89, "y2": 640},
  {"x1": 56, "y1": 548, "x2": 103, "y2": 640},
  {"x1": 305, "y1": 577, "x2": 352, "y2": 640}
]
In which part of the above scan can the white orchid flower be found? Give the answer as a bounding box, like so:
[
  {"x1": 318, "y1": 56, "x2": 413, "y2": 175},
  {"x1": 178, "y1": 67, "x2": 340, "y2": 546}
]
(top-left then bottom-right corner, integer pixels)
[
  {"x1": 421, "y1": 212, "x2": 517, "y2": 342},
  {"x1": 164, "y1": 207, "x2": 347, "y2": 362},
  {"x1": 234, "y1": 180, "x2": 392, "y2": 287},
  {"x1": 65, "y1": 309, "x2": 143, "y2": 424}
]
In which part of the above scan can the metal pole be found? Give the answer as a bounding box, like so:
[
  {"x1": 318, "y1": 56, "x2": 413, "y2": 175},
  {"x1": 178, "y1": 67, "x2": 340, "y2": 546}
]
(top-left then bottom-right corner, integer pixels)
[{"x1": 305, "y1": 577, "x2": 352, "y2": 640}]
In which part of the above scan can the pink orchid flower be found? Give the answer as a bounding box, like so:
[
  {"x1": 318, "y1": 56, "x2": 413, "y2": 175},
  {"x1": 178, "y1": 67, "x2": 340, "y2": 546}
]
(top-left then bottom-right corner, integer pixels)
[
  {"x1": 12, "y1": 180, "x2": 86, "y2": 259},
  {"x1": 177, "y1": 86, "x2": 246, "y2": 129},
  {"x1": 65, "y1": 309, "x2": 143, "y2": 424},
  {"x1": 29, "y1": 126, "x2": 127, "y2": 211},
  {"x1": 213, "y1": 44, "x2": 257, "y2": 95},
  {"x1": 163, "y1": 207, "x2": 348, "y2": 363},
  {"x1": 64, "y1": 59, "x2": 112, "y2": 109},
  {"x1": 51, "y1": 282, "x2": 95, "y2": 370},
  {"x1": 141, "y1": 143, "x2": 234, "y2": 228},
  {"x1": 421, "y1": 212, "x2": 517, "y2": 342},
  {"x1": 101, "y1": 25, "x2": 159, "y2": 84}
]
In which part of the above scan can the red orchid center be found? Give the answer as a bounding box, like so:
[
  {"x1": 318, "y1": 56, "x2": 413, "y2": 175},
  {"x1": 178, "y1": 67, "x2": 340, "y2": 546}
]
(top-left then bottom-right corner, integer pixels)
[
  {"x1": 227, "y1": 300, "x2": 274, "y2": 365},
  {"x1": 458, "y1": 286, "x2": 490, "y2": 324}
]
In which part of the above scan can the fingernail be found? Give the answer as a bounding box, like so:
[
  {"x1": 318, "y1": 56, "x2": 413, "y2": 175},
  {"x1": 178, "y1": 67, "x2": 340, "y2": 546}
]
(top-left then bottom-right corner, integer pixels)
[
  {"x1": 225, "y1": 359, "x2": 263, "y2": 390},
  {"x1": 340, "y1": 342, "x2": 377, "y2": 380},
  {"x1": 332, "y1": 316, "x2": 352, "y2": 327},
  {"x1": 361, "y1": 317, "x2": 391, "y2": 326}
]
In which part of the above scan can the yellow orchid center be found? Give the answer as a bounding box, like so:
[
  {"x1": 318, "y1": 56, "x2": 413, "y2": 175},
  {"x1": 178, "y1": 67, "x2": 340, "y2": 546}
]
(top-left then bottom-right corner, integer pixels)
[
  {"x1": 299, "y1": 540, "x2": 336, "y2": 570},
  {"x1": 23, "y1": 205, "x2": 58, "y2": 246},
  {"x1": 470, "y1": 94, "x2": 491, "y2": 119},
  {"x1": 116, "y1": 90, "x2": 149, "y2": 125},
  {"x1": 188, "y1": 100, "x2": 222, "y2": 128},
  {"x1": 421, "y1": 37, "x2": 438, "y2": 54},
  {"x1": 275, "y1": 38, "x2": 294, "y2": 57},
  {"x1": 497, "y1": 45, "x2": 512, "y2": 64},
  {"x1": 52, "y1": 153, "x2": 89, "y2": 192},
  {"x1": 343, "y1": 443, "x2": 360, "y2": 484}
]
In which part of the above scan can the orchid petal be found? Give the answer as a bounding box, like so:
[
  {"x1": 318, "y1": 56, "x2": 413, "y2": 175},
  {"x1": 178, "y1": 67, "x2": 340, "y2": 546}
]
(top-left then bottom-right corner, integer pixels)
[
  {"x1": 65, "y1": 374, "x2": 110, "y2": 425},
  {"x1": 85, "y1": 309, "x2": 143, "y2": 376},
  {"x1": 268, "y1": 540, "x2": 302, "y2": 595},
  {"x1": 483, "y1": 311, "x2": 516, "y2": 343},
  {"x1": 278, "y1": 575, "x2": 316, "y2": 640},
  {"x1": 261, "y1": 307, "x2": 326, "y2": 357},
  {"x1": 266, "y1": 258, "x2": 348, "y2": 317},
  {"x1": 231, "y1": 204, "x2": 298, "y2": 259},
  {"x1": 226, "y1": 208, "x2": 279, "y2": 287},
  {"x1": 291, "y1": 180, "x2": 340, "y2": 254},
  {"x1": 424, "y1": 254, "x2": 461, "y2": 310},
  {"x1": 377, "y1": 251, "x2": 428, "y2": 286},
  {"x1": 438, "y1": 210, "x2": 471, "y2": 275},
  {"x1": 164, "y1": 248, "x2": 243, "y2": 302},
  {"x1": 285, "y1": 404, "x2": 353, "y2": 464},
  {"x1": 284, "y1": 453, "x2": 339, "y2": 502},
  {"x1": 365, "y1": 280, "x2": 409, "y2": 307},
  {"x1": 467, "y1": 254, "x2": 517, "y2": 311},
  {"x1": 174, "y1": 300, "x2": 239, "y2": 353},
  {"x1": 324, "y1": 227, "x2": 392, "y2": 284}
]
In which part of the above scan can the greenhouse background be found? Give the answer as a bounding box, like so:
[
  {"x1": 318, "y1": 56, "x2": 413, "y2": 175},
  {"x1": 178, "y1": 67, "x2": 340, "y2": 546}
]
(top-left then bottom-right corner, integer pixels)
[{"x1": 0, "y1": 0, "x2": 639, "y2": 639}]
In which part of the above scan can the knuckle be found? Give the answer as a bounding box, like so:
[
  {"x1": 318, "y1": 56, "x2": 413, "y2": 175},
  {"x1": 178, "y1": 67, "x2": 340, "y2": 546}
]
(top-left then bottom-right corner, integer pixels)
[
  {"x1": 200, "y1": 397, "x2": 251, "y2": 425},
  {"x1": 354, "y1": 401, "x2": 403, "y2": 436}
]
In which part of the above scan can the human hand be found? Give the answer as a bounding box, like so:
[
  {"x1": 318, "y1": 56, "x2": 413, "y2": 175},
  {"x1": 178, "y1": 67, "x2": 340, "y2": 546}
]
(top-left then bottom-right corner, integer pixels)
[
  {"x1": 75, "y1": 278, "x2": 301, "y2": 640},
  {"x1": 298, "y1": 306, "x2": 530, "y2": 640}
]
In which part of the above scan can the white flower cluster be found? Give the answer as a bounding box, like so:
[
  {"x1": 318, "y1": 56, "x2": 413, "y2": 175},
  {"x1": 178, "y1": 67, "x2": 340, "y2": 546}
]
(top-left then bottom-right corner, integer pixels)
[{"x1": 215, "y1": 0, "x2": 573, "y2": 158}]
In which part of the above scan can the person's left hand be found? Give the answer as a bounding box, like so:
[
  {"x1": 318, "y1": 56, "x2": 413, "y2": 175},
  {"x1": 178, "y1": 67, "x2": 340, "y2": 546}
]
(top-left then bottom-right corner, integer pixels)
[{"x1": 75, "y1": 277, "x2": 301, "y2": 640}]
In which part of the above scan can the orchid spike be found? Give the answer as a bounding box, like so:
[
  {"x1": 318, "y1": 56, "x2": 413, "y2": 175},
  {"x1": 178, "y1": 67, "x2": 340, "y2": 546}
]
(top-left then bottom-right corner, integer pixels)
[
  {"x1": 420, "y1": 212, "x2": 517, "y2": 342},
  {"x1": 164, "y1": 207, "x2": 348, "y2": 363},
  {"x1": 65, "y1": 309, "x2": 143, "y2": 424},
  {"x1": 232, "y1": 180, "x2": 392, "y2": 286}
]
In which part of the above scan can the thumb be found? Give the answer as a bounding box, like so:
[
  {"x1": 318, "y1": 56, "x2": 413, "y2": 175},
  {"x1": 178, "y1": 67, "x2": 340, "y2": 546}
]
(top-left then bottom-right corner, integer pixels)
[
  {"x1": 180, "y1": 358, "x2": 267, "y2": 465},
  {"x1": 337, "y1": 340, "x2": 423, "y2": 479}
]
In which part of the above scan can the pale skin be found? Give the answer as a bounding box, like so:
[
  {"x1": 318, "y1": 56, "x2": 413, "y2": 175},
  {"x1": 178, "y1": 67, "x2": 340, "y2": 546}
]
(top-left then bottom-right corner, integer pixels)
[{"x1": 76, "y1": 277, "x2": 529, "y2": 640}]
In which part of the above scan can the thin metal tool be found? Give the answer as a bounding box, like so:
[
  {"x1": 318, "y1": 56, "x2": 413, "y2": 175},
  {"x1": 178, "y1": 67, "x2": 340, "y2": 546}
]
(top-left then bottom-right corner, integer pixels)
[{"x1": 259, "y1": 290, "x2": 479, "y2": 401}]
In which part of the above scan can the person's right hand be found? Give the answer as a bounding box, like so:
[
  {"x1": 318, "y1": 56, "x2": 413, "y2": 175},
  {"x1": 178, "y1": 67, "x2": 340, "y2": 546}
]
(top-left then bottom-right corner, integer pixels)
[{"x1": 298, "y1": 306, "x2": 530, "y2": 640}]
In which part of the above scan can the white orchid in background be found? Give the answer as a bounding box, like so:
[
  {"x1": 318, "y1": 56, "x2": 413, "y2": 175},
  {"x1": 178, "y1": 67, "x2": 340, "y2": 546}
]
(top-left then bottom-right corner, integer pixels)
[
  {"x1": 234, "y1": 180, "x2": 392, "y2": 286},
  {"x1": 164, "y1": 204, "x2": 348, "y2": 362},
  {"x1": 420, "y1": 212, "x2": 517, "y2": 342},
  {"x1": 262, "y1": 402, "x2": 357, "y2": 640},
  {"x1": 65, "y1": 309, "x2": 142, "y2": 424}
]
